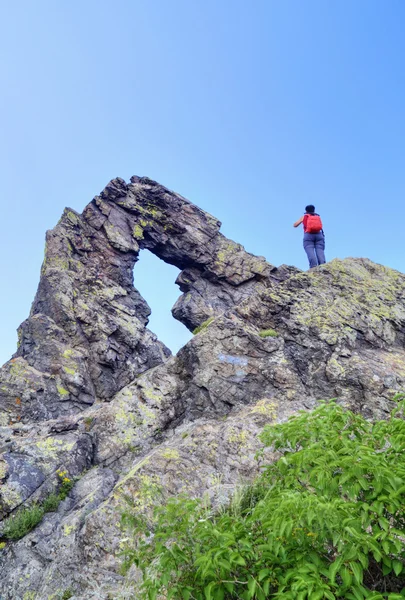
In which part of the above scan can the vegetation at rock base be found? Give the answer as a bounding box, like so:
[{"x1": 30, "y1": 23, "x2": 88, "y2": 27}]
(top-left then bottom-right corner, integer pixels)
[
  {"x1": 2, "y1": 470, "x2": 74, "y2": 541},
  {"x1": 193, "y1": 317, "x2": 215, "y2": 335},
  {"x1": 121, "y1": 394, "x2": 405, "y2": 599},
  {"x1": 259, "y1": 329, "x2": 279, "y2": 338},
  {"x1": 1, "y1": 504, "x2": 44, "y2": 541}
]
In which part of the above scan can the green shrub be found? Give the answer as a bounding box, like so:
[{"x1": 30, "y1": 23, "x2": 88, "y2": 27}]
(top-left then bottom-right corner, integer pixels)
[
  {"x1": 259, "y1": 328, "x2": 278, "y2": 338},
  {"x1": 42, "y1": 492, "x2": 60, "y2": 512},
  {"x1": 121, "y1": 394, "x2": 405, "y2": 599},
  {"x1": 2, "y1": 504, "x2": 44, "y2": 540},
  {"x1": 193, "y1": 317, "x2": 214, "y2": 335},
  {"x1": 2, "y1": 470, "x2": 75, "y2": 540},
  {"x1": 83, "y1": 416, "x2": 94, "y2": 431},
  {"x1": 62, "y1": 590, "x2": 73, "y2": 600}
]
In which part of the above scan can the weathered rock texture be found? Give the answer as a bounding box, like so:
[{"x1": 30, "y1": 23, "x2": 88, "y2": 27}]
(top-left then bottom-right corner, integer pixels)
[{"x1": 0, "y1": 176, "x2": 404, "y2": 599}]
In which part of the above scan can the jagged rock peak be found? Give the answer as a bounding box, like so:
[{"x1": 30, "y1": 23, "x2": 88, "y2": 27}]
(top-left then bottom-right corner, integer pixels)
[{"x1": 0, "y1": 176, "x2": 289, "y2": 424}]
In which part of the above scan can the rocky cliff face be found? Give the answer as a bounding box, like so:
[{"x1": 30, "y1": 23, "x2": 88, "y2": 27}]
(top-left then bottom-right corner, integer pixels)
[{"x1": 0, "y1": 177, "x2": 404, "y2": 600}]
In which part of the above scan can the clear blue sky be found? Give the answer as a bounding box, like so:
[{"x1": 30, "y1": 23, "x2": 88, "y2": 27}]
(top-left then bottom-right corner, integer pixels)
[{"x1": 1, "y1": 0, "x2": 404, "y2": 366}]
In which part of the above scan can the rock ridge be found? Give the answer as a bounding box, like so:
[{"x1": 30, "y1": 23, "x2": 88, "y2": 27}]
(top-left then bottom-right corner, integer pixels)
[{"x1": 0, "y1": 177, "x2": 404, "y2": 599}]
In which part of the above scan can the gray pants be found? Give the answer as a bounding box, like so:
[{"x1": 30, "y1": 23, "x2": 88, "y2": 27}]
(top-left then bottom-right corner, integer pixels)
[{"x1": 303, "y1": 232, "x2": 326, "y2": 268}]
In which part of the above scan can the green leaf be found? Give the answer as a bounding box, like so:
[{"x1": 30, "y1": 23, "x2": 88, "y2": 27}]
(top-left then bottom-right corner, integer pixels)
[
  {"x1": 346, "y1": 590, "x2": 363, "y2": 600},
  {"x1": 204, "y1": 582, "x2": 215, "y2": 600},
  {"x1": 258, "y1": 568, "x2": 271, "y2": 581},
  {"x1": 329, "y1": 558, "x2": 343, "y2": 584},
  {"x1": 392, "y1": 484, "x2": 405, "y2": 497},
  {"x1": 393, "y1": 560, "x2": 403, "y2": 576},
  {"x1": 340, "y1": 566, "x2": 352, "y2": 588},
  {"x1": 262, "y1": 579, "x2": 270, "y2": 595},
  {"x1": 378, "y1": 517, "x2": 389, "y2": 531},
  {"x1": 247, "y1": 577, "x2": 256, "y2": 598},
  {"x1": 213, "y1": 586, "x2": 225, "y2": 600},
  {"x1": 349, "y1": 562, "x2": 363, "y2": 585}
]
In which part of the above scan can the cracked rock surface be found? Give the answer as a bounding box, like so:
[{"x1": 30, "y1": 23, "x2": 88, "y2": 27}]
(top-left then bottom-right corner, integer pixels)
[{"x1": 0, "y1": 177, "x2": 405, "y2": 599}]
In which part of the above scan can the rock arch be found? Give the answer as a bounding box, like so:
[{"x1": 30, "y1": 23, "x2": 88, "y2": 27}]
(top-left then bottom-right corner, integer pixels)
[{"x1": 0, "y1": 176, "x2": 290, "y2": 422}]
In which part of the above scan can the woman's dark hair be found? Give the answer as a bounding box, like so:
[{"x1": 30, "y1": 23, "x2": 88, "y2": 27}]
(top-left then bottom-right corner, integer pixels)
[{"x1": 305, "y1": 205, "x2": 315, "y2": 214}]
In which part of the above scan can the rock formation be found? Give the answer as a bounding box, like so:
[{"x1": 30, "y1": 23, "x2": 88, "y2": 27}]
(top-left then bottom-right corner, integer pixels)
[{"x1": 0, "y1": 176, "x2": 404, "y2": 599}]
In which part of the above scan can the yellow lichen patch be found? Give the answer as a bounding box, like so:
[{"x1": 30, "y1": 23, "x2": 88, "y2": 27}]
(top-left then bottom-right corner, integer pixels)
[
  {"x1": 227, "y1": 428, "x2": 249, "y2": 447},
  {"x1": 207, "y1": 440, "x2": 219, "y2": 460},
  {"x1": 114, "y1": 403, "x2": 144, "y2": 447},
  {"x1": 44, "y1": 256, "x2": 70, "y2": 271},
  {"x1": 326, "y1": 357, "x2": 345, "y2": 377},
  {"x1": 137, "y1": 402, "x2": 157, "y2": 425},
  {"x1": 57, "y1": 385, "x2": 69, "y2": 396},
  {"x1": 145, "y1": 203, "x2": 161, "y2": 219},
  {"x1": 63, "y1": 367, "x2": 75, "y2": 376},
  {"x1": 1, "y1": 484, "x2": 22, "y2": 508},
  {"x1": 133, "y1": 224, "x2": 144, "y2": 240},
  {"x1": 36, "y1": 437, "x2": 74, "y2": 459},
  {"x1": 115, "y1": 404, "x2": 136, "y2": 426},
  {"x1": 214, "y1": 240, "x2": 243, "y2": 268},
  {"x1": 251, "y1": 399, "x2": 278, "y2": 420},
  {"x1": 252, "y1": 259, "x2": 267, "y2": 273},
  {"x1": 66, "y1": 210, "x2": 80, "y2": 225},
  {"x1": 63, "y1": 524, "x2": 75, "y2": 536},
  {"x1": 100, "y1": 284, "x2": 128, "y2": 302},
  {"x1": 0, "y1": 459, "x2": 8, "y2": 479},
  {"x1": 140, "y1": 387, "x2": 163, "y2": 404},
  {"x1": 76, "y1": 299, "x2": 89, "y2": 311},
  {"x1": 9, "y1": 359, "x2": 27, "y2": 378},
  {"x1": 160, "y1": 448, "x2": 180, "y2": 461},
  {"x1": 192, "y1": 317, "x2": 214, "y2": 335}
]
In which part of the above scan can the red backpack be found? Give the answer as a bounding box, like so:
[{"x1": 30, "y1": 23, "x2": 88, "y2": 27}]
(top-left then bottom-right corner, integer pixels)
[{"x1": 306, "y1": 214, "x2": 323, "y2": 233}]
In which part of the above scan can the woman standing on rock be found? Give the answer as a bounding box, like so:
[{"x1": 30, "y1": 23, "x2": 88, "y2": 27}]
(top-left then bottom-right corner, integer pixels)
[{"x1": 294, "y1": 205, "x2": 326, "y2": 269}]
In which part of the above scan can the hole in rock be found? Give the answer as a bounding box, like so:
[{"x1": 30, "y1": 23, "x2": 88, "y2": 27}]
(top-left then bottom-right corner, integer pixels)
[{"x1": 133, "y1": 251, "x2": 192, "y2": 355}]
